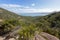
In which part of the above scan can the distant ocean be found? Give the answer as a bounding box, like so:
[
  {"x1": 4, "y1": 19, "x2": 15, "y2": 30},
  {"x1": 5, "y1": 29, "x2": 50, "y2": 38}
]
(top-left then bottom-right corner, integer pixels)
[{"x1": 19, "y1": 13, "x2": 49, "y2": 16}]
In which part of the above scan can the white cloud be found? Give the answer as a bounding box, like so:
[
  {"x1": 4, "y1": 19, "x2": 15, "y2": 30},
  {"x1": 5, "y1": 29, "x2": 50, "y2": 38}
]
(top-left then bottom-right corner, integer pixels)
[
  {"x1": 31, "y1": 3, "x2": 35, "y2": 6},
  {"x1": 18, "y1": 8, "x2": 60, "y2": 13},
  {"x1": 0, "y1": 4, "x2": 22, "y2": 8},
  {"x1": 0, "y1": 4, "x2": 60, "y2": 13}
]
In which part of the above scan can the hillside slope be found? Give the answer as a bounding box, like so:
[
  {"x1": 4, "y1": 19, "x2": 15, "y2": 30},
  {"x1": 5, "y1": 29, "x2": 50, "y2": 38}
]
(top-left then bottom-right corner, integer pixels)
[
  {"x1": 0, "y1": 8, "x2": 33, "y2": 24},
  {"x1": 33, "y1": 12, "x2": 60, "y2": 39},
  {"x1": 0, "y1": 8, "x2": 33, "y2": 36},
  {"x1": 0, "y1": 8, "x2": 21, "y2": 20}
]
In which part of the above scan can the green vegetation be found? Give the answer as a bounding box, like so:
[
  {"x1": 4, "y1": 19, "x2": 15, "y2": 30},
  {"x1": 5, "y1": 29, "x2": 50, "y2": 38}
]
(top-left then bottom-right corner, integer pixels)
[{"x1": 0, "y1": 8, "x2": 60, "y2": 40}]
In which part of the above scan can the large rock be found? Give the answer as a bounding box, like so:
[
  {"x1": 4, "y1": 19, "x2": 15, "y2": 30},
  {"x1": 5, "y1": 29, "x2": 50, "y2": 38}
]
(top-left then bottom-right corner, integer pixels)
[
  {"x1": 41, "y1": 32, "x2": 59, "y2": 40},
  {"x1": 0, "y1": 36, "x2": 4, "y2": 40},
  {"x1": 9, "y1": 38, "x2": 15, "y2": 40}
]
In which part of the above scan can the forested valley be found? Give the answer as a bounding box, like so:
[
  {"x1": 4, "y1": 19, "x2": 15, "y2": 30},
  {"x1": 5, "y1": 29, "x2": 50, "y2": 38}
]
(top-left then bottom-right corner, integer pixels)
[{"x1": 0, "y1": 8, "x2": 60, "y2": 40}]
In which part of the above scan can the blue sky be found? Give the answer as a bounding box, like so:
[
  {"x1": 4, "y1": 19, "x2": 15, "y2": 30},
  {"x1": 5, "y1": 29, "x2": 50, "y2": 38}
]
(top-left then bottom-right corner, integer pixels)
[{"x1": 0, "y1": 0, "x2": 60, "y2": 16}]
